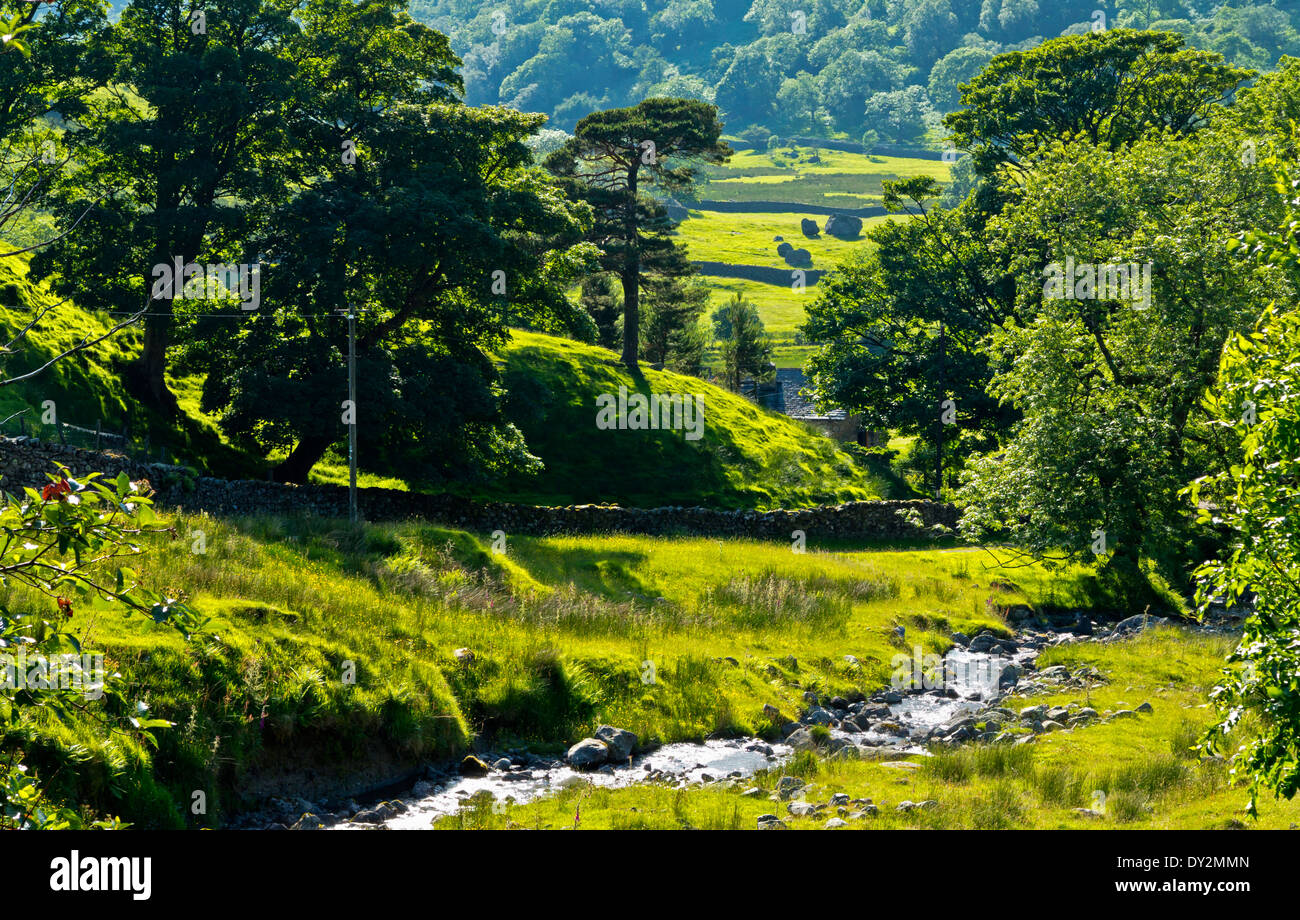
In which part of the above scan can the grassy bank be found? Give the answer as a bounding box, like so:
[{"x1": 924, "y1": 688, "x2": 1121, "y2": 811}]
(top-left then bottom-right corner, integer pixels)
[
  {"x1": 2, "y1": 513, "x2": 1109, "y2": 827},
  {"x1": 442, "y1": 628, "x2": 1293, "y2": 830},
  {"x1": 489, "y1": 330, "x2": 888, "y2": 507}
]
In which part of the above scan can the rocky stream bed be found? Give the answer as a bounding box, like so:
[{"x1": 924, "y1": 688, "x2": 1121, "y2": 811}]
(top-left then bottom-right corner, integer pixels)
[{"x1": 239, "y1": 612, "x2": 1196, "y2": 830}]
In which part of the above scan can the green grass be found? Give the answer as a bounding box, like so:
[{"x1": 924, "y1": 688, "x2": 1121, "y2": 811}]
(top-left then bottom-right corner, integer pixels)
[
  {"x1": 2, "y1": 515, "x2": 1111, "y2": 827},
  {"x1": 674, "y1": 210, "x2": 891, "y2": 270},
  {"x1": 694, "y1": 149, "x2": 951, "y2": 209},
  {"x1": 695, "y1": 276, "x2": 814, "y2": 340},
  {"x1": 488, "y1": 329, "x2": 884, "y2": 508}
]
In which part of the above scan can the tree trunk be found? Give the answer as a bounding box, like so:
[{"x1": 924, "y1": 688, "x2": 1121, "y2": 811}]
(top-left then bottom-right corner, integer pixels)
[
  {"x1": 620, "y1": 265, "x2": 639, "y2": 370},
  {"x1": 127, "y1": 312, "x2": 179, "y2": 414},
  {"x1": 620, "y1": 162, "x2": 640, "y2": 370},
  {"x1": 273, "y1": 433, "x2": 337, "y2": 484}
]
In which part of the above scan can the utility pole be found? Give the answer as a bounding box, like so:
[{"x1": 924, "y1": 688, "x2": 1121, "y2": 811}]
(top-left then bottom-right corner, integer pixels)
[
  {"x1": 344, "y1": 306, "x2": 358, "y2": 525},
  {"x1": 936, "y1": 320, "x2": 945, "y2": 501}
]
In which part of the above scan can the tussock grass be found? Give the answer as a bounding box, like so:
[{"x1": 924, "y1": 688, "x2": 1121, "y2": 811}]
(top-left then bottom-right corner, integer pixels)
[{"x1": 0, "y1": 509, "x2": 1112, "y2": 827}]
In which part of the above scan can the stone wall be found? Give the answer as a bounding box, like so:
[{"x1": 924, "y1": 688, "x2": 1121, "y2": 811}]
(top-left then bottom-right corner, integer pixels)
[
  {"x1": 692, "y1": 260, "x2": 826, "y2": 286},
  {"x1": 0, "y1": 437, "x2": 959, "y2": 540}
]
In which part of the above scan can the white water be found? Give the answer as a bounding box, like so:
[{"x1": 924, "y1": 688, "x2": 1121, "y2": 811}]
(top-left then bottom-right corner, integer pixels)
[
  {"x1": 355, "y1": 642, "x2": 1033, "y2": 829},
  {"x1": 376, "y1": 738, "x2": 791, "y2": 829}
]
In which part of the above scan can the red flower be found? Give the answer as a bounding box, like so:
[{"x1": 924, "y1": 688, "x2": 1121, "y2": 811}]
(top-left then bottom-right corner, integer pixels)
[
  {"x1": 41, "y1": 479, "x2": 72, "y2": 502},
  {"x1": 56, "y1": 597, "x2": 73, "y2": 618}
]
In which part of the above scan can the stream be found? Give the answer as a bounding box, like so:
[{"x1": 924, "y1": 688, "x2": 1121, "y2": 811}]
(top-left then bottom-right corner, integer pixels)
[{"x1": 336, "y1": 633, "x2": 1044, "y2": 829}]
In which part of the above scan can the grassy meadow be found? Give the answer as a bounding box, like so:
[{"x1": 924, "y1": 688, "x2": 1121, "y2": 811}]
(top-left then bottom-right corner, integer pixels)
[
  {"x1": 2, "y1": 511, "x2": 1119, "y2": 827},
  {"x1": 678, "y1": 146, "x2": 949, "y2": 354},
  {"x1": 674, "y1": 209, "x2": 890, "y2": 269},
  {"x1": 694, "y1": 149, "x2": 951, "y2": 208}
]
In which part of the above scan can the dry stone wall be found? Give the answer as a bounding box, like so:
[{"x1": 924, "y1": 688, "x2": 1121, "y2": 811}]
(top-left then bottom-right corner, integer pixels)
[{"x1": 0, "y1": 437, "x2": 959, "y2": 540}]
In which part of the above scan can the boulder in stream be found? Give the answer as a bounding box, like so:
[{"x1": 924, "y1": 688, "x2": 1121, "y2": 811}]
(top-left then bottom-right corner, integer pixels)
[
  {"x1": 594, "y1": 725, "x2": 638, "y2": 762},
  {"x1": 566, "y1": 738, "x2": 609, "y2": 769}
]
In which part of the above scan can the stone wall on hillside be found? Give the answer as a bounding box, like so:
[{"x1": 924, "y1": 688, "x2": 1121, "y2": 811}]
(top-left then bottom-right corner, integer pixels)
[
  {"x1": 0, "y1": 437, "x2": 959, "y2": 540},
  {"x1": 692, "y1": 260, "x2": 826, "y2": 286}
]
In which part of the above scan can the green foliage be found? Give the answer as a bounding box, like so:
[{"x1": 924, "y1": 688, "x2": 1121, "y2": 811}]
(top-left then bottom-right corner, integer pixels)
[
  {"x1": 958, "y1": 130, "x2": 1285, "y2": 592},
  {"x1": 0, "y1": 466, "x2": 202, "y2": 827},
  {"x1": 946, "y1": 30, "x2": 1251, "y2": 174},
  {"x1": 1191, "y1": 302, "x2": 1300, "y2": 812},
  {"x1": 712, "y1": 293, "x2": 772, "y2": 392}
]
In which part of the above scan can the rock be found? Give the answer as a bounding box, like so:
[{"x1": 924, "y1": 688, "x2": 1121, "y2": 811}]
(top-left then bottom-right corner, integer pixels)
[
  {"x1": 492, "y1": 758, "x2": 512, "y2": 771},
  {"x1": 802, "y1": 706, "x2": 835, "y2": 726},
  {"x1": 1020, "y1": 705, "x2": 1049, "y2": 722},
  {"x1": 1114, "y1": 613, "x2": 1169, "y2": 635},
  {"x1": 824, "y1": 213, "x2": 863, "y2": 239},
  {"x1": 741, "y1": 787, "x2": 763, "y2": 798},
  {"x1": 1039, "y1": 720, "x2": 1065, "y2": 732},
  {"x1": 830, "y1": 793, "x2": 850, "y2": 806},
  {"x1": 801, "y1": 217, "x2": 820, "y2": 237},
  {"x1": 896, "y1": 800, "x2": 917, "y2": 812},
  {"x1": 1112, "y1": 709, "x2": 1139, "y2": 720},
  {"x1": 784, "y1": 246, "x2": 812, "y2": 267},
  {"x1": 1006, "y1": 605, "x2": 1036, "y2": 624},
  {"x1": 969, "y1": 633, "x2": 999, "y2": 653},
  {"x1": 787, "y1": 801, "x2": 817, "y2": 817},
  {"x1": 1039, "y1": 665, "x2": 1071, "y2": 681},
  {"x1": 291, "y1": 813, "x2": 325, "y2": 830},
  {"x1": 1136, "y1": 702, "x2": 1154, "y2": 714},
  {"x1": 786, "y1": 727, "x2": 820, "y2": 751},
  {"x1": 777, "y1": 776, "x2": 805, "y2": 798},
  {"x1": 594, "y1": 725, "x2": 638, "y2": 762},
  {"x1": 566, "y1": 738, "x2": 609, "y2": 769},
  {"x1": 459, "y1": 755, "x2": 492, "y2": 776},
  {"x1": 662, "y1": 197, "x2": 689, "y2": 224},
  {"x1": 824, "y1": 818, "x2": 848, "y2": 829},
  {"x1": 762, "y1": 703, "x2": 783, "y2": 723},
  {"x1": 951, "y1": 632, "x2": 970, "y2": 647},
  {"x1": 757, "y1": 814, "x2": 787, "y2": 830},
  {"x1": 777, "y1": 241, "x2": 794, "y2": 258},
  {"x1": 453, "y1": 647, "x2": 475, "y2": 662},
  {"x1": 802, "y1": 690, "x2": 819, "y2": 704},
  {"x1": 351, "y1": 803, "x2": 395, "y2": 824}
]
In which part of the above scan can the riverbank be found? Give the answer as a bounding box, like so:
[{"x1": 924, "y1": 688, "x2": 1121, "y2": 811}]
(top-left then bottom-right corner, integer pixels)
[
  {"x1": 0, "y1": 511, "x2": 1194, "y2": 827},
  {"x1": 229, "y1": 617, "x2": 1274, "y2": 831}
]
